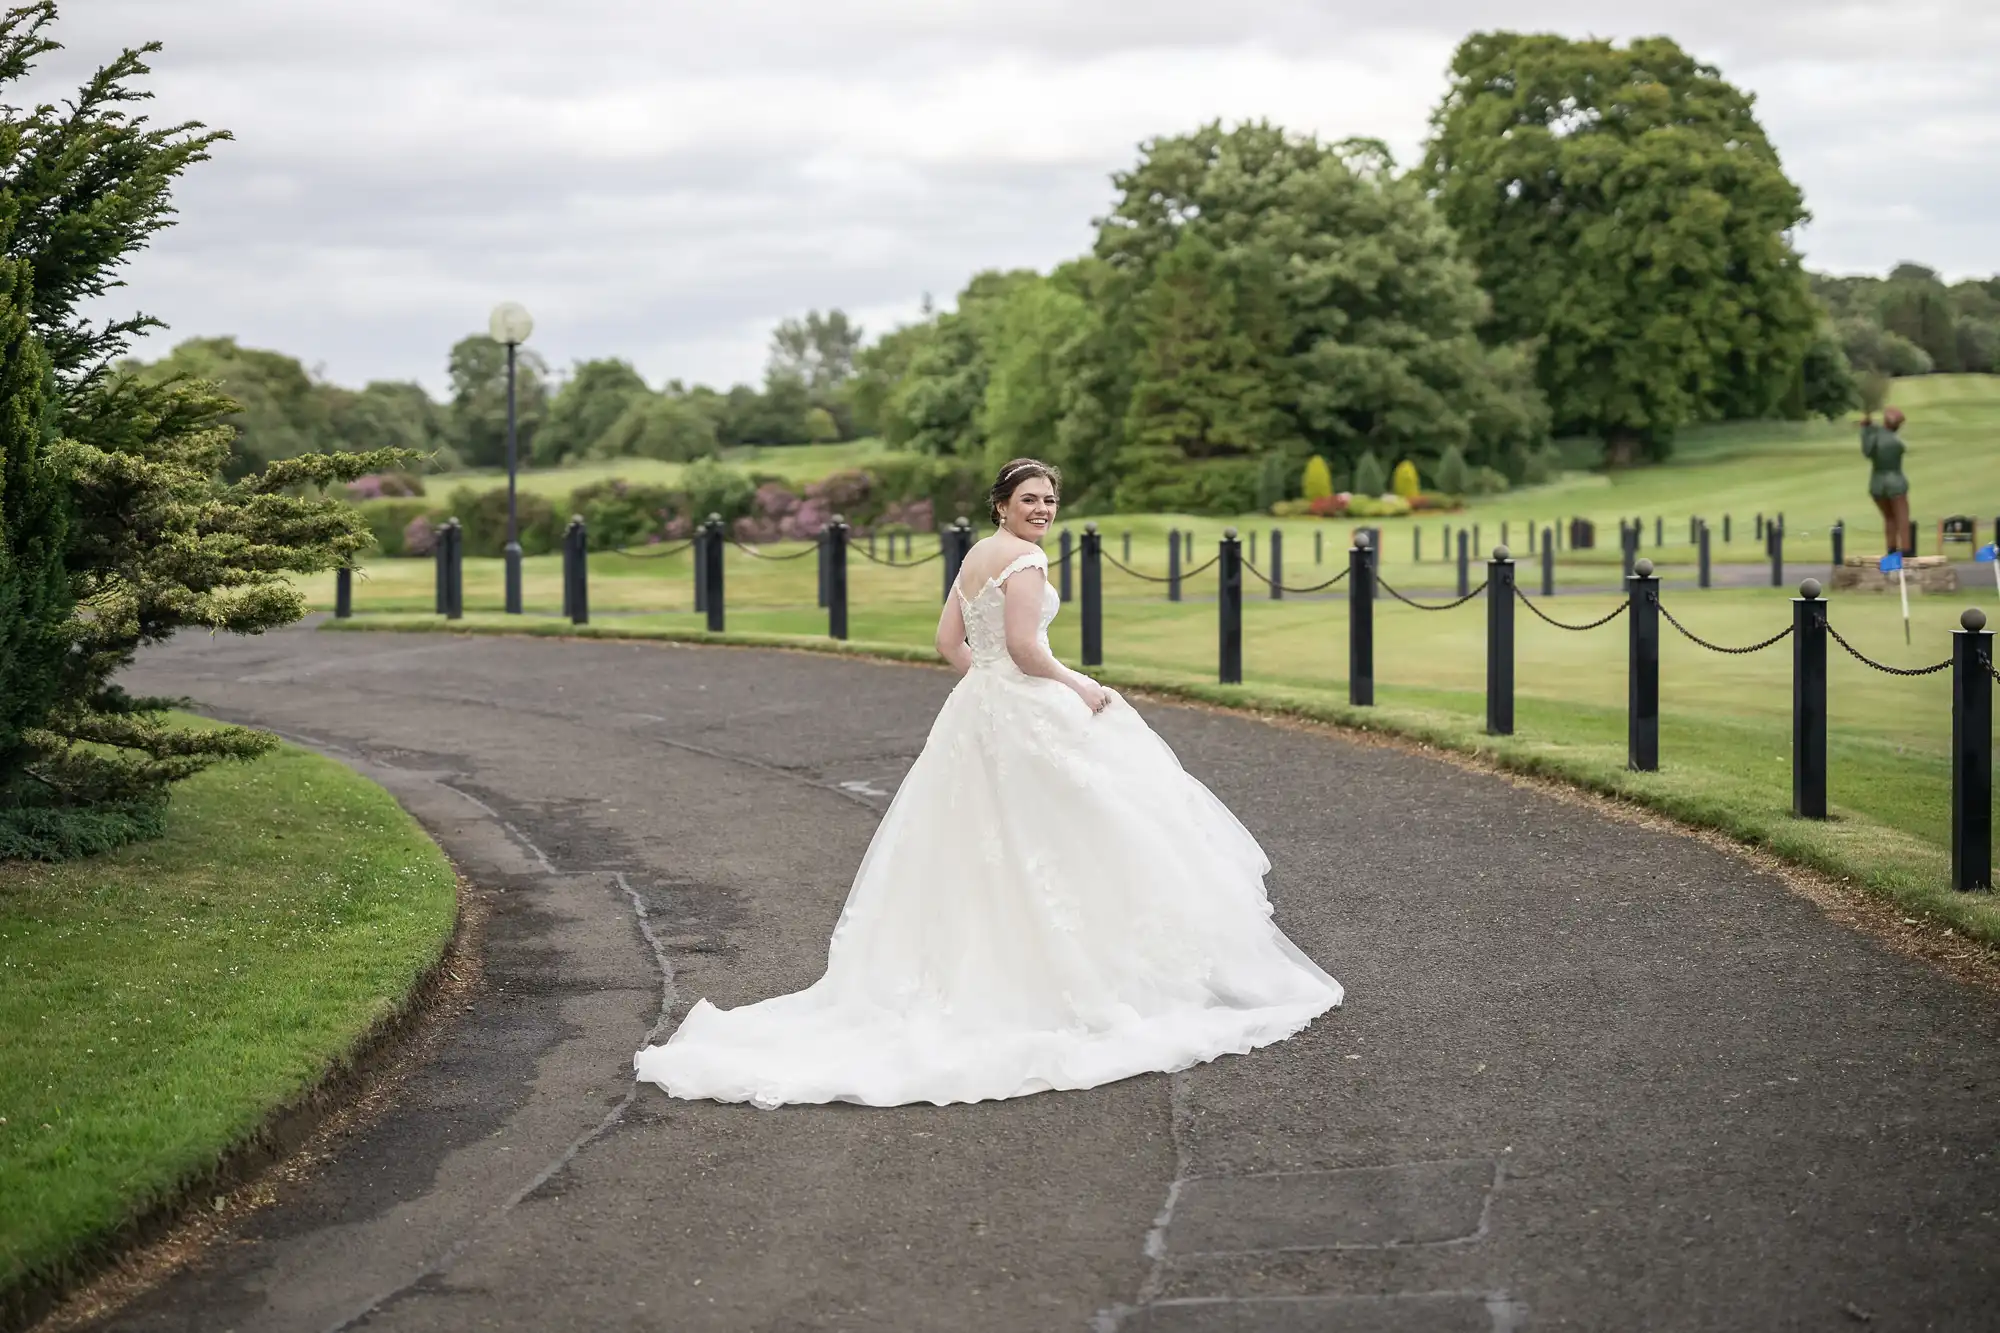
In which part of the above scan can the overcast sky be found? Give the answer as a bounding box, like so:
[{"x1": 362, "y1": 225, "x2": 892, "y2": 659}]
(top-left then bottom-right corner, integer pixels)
[{"x1": 30, "y1": 1, "x2": 2000, "y2": 397}]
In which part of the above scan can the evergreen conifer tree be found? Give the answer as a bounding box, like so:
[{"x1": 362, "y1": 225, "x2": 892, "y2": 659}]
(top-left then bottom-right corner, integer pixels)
[{"x1": 0, "y1": 256, "x2": 67, "y2": 781}]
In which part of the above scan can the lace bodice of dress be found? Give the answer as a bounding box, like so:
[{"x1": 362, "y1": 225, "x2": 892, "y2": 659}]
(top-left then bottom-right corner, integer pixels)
[{"x1": 958, "y1": 550, "x2": 1059, "y2": 669}]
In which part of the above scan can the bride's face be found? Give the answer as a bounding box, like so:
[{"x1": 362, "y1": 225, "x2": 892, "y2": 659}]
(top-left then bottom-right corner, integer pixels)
[{"x1": 1000, "y1": 480, "x2": 1059, "y2": 543}]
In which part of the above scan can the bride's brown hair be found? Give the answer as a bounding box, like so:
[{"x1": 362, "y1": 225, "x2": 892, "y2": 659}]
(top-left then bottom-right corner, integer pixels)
[{"x1": 988, "y1": 458, "x2": 1061, "y2": 525}]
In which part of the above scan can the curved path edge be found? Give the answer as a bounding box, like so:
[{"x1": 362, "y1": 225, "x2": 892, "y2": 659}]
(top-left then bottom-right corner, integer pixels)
[{"x1": 16, "y1": 746, "x2": 482, "y2": 1333}]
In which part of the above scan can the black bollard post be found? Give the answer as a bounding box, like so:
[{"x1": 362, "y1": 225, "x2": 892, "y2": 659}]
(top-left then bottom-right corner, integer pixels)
[
  {"x1": 565, "y1": 516, "x2": 590, "y2": 625},
  {"x1": 335, "y1": 565, "x2": 353, "y2": 620},
  {"x1": 1058, "y1": 527, "x2": 1073, "y2": 603},
  {"x1": 1316, "y1": 529, "x2": 1324, "y2": 565},
  {"x1": 1699, "y1": 520, "x2": 1712, "y2": 589},
  {"x1": 1541, "y1": 527, "x2": 1555, "y2": 597},
  {"x1": 446, "y1": 520, "x2": 464, "y2": 620},
  {"x1": 1184, "y1": 530, "x2": 1194, "y2": 562},
  {"x1": 1473, "y1": 523, "x2": 1481, "y2": 558},
  {"x1": 1167, "y1": 528, "x2": 1183, "y2": 603},
  {"x1": 1350, "y1": 532, "x2": 1375, "y2": 706},
  {"x1": 1953, "y1": 607, "x2": 1994, "y2": 890},
  {"x1": 1456, "y1": 530, "x2": 1470, "y2": 597},
  {"x1": 1621, "y1": 521, "x2": 1638, "y2": 580},
  {"x1": 1756, "y1": 513, "x2": 1765, "y2": 542},
  {"x1": 1269, "y1": 529, "x2": 1284, "y2": 601},
  {"x1": 1081, "y1": 523, "x2": 1103, "y2": 668},
  {"x1": 1903, "y1": 513, "x2": 1917, "y2": 559},
  {"x1": 1628, "y1": 557, "x2": 1660, "y2": 771},
  {"x1": 1218, "y1": 530, "x2": 1243, "y2": 685},
  {"x1": 1724, "y1": 513, "x2": 1732, "y2": 544},
  {"x1": 1249, "y1": 531, "x2": 1258, "y2": 569},
  {"x1": 703, "y1": 514, "x2": 725, "y2": 633},
  {"x1": 1655, "y1": 516, "x2": 1663, "y2": 547},
  {"x1": 693, "y1": 524, "x2": 708, "y2": 614},
  {"x1": 868, "y1": 530, "x2": 877, "y2": 560},
  {"x1": 432, "y1": 528, "x2": 448, "y2": 615},
  {"x1": 1487, "y1": 544, "x2": 1516, "y2": 735},
  {"x1": 827, "y1": 517, "x2": 849, "y2": 641},
  {"x1": 904, "y1": 530, "x2": 914, "y2": 561},
  {"x1": 1770, "y1": 519, "x2": 1785, "y2": 588},
  {"x1": 944, "y1": 517, "x2": 972, "y2": 601},
  {"x1": 1831, "y1": 520, "x2": 1845, "y2": 569},
  {"x1": 1792, "y1": 579, "x2": 1827, "y2": 818},
  {"x1": 1501, "y1": 520, "x2": 1509, "y2": 550},
  {"x1": 1122, "y1": 530, "x2": 1131, "y2": 565},
  {"x1": 1413, "y1": 527, "x2": 1421, "y2": 563},
  {"x1": 817, "y1": 527, "x2": 829, "y2": 609}
]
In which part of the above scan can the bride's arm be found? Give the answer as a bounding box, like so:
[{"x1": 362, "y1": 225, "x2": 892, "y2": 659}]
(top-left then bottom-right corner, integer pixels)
[
  {"x1": 1002, "y1": 569, "x2": 1103, "y2": 707},
  {"x1": 934, "y1": 592, "x2": 972, "y2": 674}
]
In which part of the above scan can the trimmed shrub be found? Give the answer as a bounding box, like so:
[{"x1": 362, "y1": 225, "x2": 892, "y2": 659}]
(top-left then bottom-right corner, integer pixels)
[
  {"x1": 1468, "y1": 465, "x2": 1511, "y2": 496},
  {"x1": 1391, "y1": 459, "x2": 1421, "y2": 498},
  {"x1": 1301, "y1": 455, "x2": 1333, "y2": 502},
  {"x1": 1114, "y1": 456, "x2": 1261, "y2": 516},
  {"x1": 0, "y1": 798, "x2": 167, "y2": 861},
  {"x1": 445, "y1": 486, "x2": 564, "y2": 558},
  {"x1": 571, "y1": 480, "x2": 682, "y2": 551},
  {"x1": 1352, "y1": 450, "x2": 1387, "y2": 498},
  {"x1": 1434, "y1": 445, "x2": 1470, "y2": 496},
  {"x1": 354, "y1": 498, "x2": 435, "y2": 556}
]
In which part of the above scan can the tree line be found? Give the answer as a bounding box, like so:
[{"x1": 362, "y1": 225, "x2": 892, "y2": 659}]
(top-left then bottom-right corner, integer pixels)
[
  {"x1": 164, "y1": 32, "x2": 1991, "y2": 517},
  {"x1": 131, "y1": 306, "x2": 869, "y2": 479}
]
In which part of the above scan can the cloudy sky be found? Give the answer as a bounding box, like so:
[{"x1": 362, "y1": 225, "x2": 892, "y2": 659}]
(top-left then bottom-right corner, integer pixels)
[{"x1": 30, "y1": 1, "x2": 2000, "y2": 397}]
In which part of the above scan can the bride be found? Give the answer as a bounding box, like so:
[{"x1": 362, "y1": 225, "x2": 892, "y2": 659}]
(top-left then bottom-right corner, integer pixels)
[{"x1": 634, "y1": 458, "x2": 1342, "y2": 1107}]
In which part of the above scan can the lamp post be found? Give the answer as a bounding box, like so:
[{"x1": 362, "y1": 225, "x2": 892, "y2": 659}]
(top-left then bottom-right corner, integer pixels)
[{"x1": 489, "y1": 301, "x2": 534, "y2": 614}]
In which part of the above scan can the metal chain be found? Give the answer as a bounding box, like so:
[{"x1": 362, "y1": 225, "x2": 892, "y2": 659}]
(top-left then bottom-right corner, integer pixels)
[
  {"x1": 1513, "y1": 585, "x2": 1630, "y2": 631},
  {"x1": 1239, "y1": 559, "x2": 1351, "y2": 594},
  {"x1": 1825, "y1": 621, "x2": 1951, "y2": 677},
  {"x1": 1375, "y1": 575, "x2": 1487, "y2": 610},
  {"x1": 1650, "y1": 593, "x2": 1794, "y2": 654},
  {"x1": 608, "y1": 540, "x2": 695, "y2": 560},
  {"x1": 1980, "y1": 649, "x2": 2000, "y2": 686},
  {"x1": 1102, "y1": 551, "x2": 1221, "y2": 583},
  {"x1": 730, "y1": 539, "x2": 819, "y2": 561},
  {"x1": 852, "y1": 544, "x2": 944, "y2": 568}
]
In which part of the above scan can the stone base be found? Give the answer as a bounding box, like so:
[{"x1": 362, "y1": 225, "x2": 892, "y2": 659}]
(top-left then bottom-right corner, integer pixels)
[{"x1": 1831, "y1": 554, "x2": 1959, "y2": 593}]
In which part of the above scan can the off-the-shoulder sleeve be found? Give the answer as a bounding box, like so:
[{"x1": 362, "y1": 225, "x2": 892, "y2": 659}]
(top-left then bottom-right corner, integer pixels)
[{"x1": 993, "y1": 549, "x2": 1049, "y2": 588}]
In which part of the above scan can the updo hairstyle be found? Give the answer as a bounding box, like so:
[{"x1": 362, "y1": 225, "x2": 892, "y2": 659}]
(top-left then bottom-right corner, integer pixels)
[{"x1": 988, "y1": 458, "x2": 1062, "y2": 525}]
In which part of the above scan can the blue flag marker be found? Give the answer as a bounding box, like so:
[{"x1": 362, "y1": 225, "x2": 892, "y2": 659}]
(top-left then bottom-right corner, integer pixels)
[
  {"x1": 1879, "y1": 550, "x2": 1904, "y2": 573},
  {"x1": 1980, "y1": 544, "x2": 1998, "y2": 562}
]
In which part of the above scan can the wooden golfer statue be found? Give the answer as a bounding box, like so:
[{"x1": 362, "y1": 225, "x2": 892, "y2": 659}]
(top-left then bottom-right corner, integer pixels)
[{"x1": 1860, "y1": 407, "x2": 1911, "y2": 556}]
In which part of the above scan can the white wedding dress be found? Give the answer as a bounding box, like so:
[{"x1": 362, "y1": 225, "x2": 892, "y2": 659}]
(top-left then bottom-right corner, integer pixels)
[{"x1": 633, "y1": 548, "x2": 1342, "y2": 1107}]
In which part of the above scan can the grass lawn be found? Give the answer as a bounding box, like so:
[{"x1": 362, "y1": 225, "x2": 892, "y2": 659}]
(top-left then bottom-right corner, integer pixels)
[{"x1": 0, "y1": 729, "x2": 458, "y2": 1305}]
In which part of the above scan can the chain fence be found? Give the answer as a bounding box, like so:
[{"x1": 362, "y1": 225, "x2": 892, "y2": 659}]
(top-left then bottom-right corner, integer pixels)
[
  {"x1": 1651, "y1": 593, "x2": 1794, "y2": 654},
  {"x1": 852, "y1": 544, "x2": 944, "y2": 568},
  {"x1": 1514, "y1": 586, "x2": 1629, "y2": 631},
  {"x1": 1376, "y1": 575, "x2": 1487, "y2": 611},
  {"x1": 607, "y1": 540, "x2": 695, "y2": 560},
  {"x1": 729, "y1": 539, "x2": 819, "y2": 561},
  {"x1": 1240, "y1": 559, "x2": 1351, "y2": 595},
  {"x1": 1825, "y1": 621, "x2": 1951, "y2": 677},
  {"x1": 1103, "y1": 551, "x2": 1222, "y2": 583}
]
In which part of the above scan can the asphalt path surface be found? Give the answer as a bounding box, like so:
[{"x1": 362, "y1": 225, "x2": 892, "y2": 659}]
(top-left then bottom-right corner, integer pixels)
[{"x1": 83, "y1": 624, "x2": 2000, "y2": 1332}]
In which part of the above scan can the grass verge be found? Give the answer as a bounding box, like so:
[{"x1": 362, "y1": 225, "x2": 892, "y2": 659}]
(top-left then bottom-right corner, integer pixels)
[
  {"x1": 324, "y1": 612, "x2": 1999, "y2": 952},
  {"x1": 0, "y1": 726, "x2": 458, "y2": 1324}
]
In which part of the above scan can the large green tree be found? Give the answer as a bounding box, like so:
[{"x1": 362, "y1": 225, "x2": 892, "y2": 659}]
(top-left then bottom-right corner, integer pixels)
[
  {"x1": 1096, "y1": 122, "x2": 1547, "y2": 490},
  {"x1": 447, "y1": 333, "x2": 549, "y2": 468},
  {"x1": 325, "y1": 378, "x2": 450, "y2": 463},
  {"x1": 1424, "y1": 33, "x2": 1821, "y2": 463},
  {"x1": 0, "y1": 256, "x2": 66, "y2": 782},
  {"x1": 0, "y1": 2, "x2": 397, "y2": 845},
  {"x1": 977, "y1": 261, "x2": 1122, "y2": 505},
  {"x1": 134, "y1": 335, "x2": 331, "y2": 476},
  {"x1": 769, "y1": 309, "x2": 863, "y2": 394},
  {"x1": 534, "y1": 356, "x2": 648, "y2": 464}
]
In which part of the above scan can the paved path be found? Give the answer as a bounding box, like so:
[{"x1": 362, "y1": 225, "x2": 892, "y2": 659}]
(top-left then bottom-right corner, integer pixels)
[{"x1": 88, "y1": 625, "x2": 2000, "y2": 1332}]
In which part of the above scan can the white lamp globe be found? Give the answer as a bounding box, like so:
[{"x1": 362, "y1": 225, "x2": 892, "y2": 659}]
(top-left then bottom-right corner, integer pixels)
[{"x1": 488, "y1": 302, "x2": 534, "y2": 345}]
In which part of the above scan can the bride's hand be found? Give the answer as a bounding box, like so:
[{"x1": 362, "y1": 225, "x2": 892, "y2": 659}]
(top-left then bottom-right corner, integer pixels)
[{"x1": 1074, "y1": 679, "x2": 1112, "y2": 714}]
